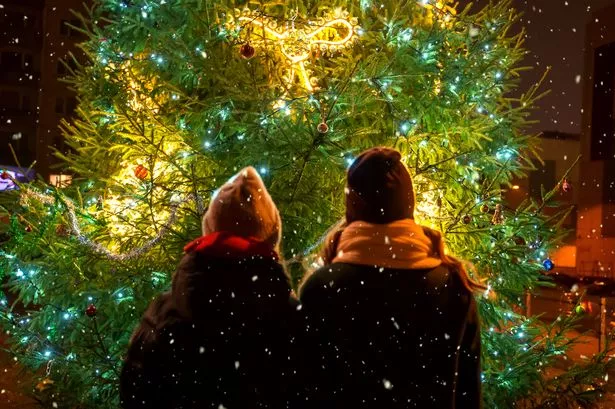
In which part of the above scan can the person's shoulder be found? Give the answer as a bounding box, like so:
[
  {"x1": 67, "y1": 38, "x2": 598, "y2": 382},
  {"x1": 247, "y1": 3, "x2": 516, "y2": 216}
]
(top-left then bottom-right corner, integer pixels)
[
  {"x1": 300, "y1": 263, "x2": 352, "y2": 298},
  {"x1": 428, "y1": 264, "x2": 475, "y2": 305}
]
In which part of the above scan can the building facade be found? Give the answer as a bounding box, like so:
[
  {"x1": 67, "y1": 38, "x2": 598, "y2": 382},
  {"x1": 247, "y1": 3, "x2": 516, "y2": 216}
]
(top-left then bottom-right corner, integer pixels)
[
  {"x1": 505, "y1": 132, "x2": 580, "y2": 272},
  {"x1": 577, "y1": 3, "x2": 615, "y2": 278},
  {"x1": 0, "y1": 0, "x2": 44, "y2": 168},
  {"x1": 37, "y1": 0, "x2": 88, "y2": 181},
  {"x1": 0, "y1": 0, "x2": 88, "y2": 182}
]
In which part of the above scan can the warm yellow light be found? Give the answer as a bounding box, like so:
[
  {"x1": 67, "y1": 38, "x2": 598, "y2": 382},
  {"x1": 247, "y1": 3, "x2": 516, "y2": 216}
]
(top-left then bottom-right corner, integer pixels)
[
  {"x1": 512, "y1": 185, "x2": 520, "y2": 190},
  {"x1": 419, "y1": 0, "x2": 457, "y2": 28},
  {"x1": 233, "y1": 9, "x2": 360, "y2": 93},
  {"x1": 433, "y1": 78, "x2": 442, "y2": 95},
  {"x1": 105, "y1": 60, "x2": 165, "y2": 113}
]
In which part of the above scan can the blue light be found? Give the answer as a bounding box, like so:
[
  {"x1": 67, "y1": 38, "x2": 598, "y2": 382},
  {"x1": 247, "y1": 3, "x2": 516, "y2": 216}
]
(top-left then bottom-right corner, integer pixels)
[
  {"x1": 495, "y1": 148, "x2": 515, "y2": 161},
  {"x1": 399, "y1": 28, "x2": 413, "y2": 42},
  {"x1": 400, "y1": 122, "x2": 411, "y2": 134}
]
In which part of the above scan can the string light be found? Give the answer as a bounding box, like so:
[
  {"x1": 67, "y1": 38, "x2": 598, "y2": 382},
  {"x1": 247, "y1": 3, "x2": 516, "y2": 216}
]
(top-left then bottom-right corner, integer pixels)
[
  {"x1": 21, "y1": 189, "x2": 202, "y2": 261},
  {"x1": 233, "y1": 9, "x2": 360, "y2": 92}
]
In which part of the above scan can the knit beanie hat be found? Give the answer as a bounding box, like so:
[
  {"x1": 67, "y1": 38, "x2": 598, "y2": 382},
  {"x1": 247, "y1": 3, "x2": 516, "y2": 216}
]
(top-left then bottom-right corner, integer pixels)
[
  {"x1": 203, "y1": 167, "x2": 281, "y2": 249},
  {"x1": 346, "y1": 147, "x2": 415, "y2": 224}
]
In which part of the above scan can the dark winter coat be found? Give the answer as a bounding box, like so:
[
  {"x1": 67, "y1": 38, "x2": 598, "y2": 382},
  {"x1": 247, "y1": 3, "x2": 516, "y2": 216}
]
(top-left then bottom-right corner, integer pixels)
[
  {"x1": 299, "y1": 263, "x2": 482, "y2": 409},
  {"x1": 120, "y1": 232, "x2": 299, "y2": 409}
]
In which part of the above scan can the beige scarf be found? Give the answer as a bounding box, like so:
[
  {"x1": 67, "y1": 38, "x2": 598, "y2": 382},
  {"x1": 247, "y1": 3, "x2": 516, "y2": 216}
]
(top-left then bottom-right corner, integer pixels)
[{"x1": 332, "y1": 219, "x2": 442, "y2": 270}]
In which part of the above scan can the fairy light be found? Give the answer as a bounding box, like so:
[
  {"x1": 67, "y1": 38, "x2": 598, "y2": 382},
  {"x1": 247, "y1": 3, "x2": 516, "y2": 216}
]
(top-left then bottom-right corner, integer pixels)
[
  {"x1": 21, "y1": 189, "x2": 201, "y2": 261},
  {"x1": 233, "y1": 9, "x2": 360, "y2": 92}
]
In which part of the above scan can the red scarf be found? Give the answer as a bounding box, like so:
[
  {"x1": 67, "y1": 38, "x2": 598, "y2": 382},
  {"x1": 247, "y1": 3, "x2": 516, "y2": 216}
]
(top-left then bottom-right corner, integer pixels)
[{"x1": 184, "y1": 231, "x2": 279, "y2": 261}]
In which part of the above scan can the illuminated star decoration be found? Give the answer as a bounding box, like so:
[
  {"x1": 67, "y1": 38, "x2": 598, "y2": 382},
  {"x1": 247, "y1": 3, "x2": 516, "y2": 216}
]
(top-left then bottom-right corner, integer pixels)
[{"x1": 234, "y1": 9, "x2": 360, "y2": 93}]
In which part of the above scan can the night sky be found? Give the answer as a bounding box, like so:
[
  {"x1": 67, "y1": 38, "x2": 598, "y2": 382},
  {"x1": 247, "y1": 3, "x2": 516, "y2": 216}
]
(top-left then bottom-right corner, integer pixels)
[{"x1": 461, "y1": 0, "x2": 615, "y2": 135}]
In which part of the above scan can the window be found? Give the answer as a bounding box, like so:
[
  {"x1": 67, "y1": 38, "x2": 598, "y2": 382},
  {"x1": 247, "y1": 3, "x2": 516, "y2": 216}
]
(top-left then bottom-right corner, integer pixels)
[
  {"x1": 60, "y1": 19, "x2": 84, "y2": 38},
  {"x1": 22, "y1": 95, "x2": 31, "y2": 111},
  {"x1": 23, "y1": 14, "x2": 34, "y2": 29},
  {"x1": 23, "y1": 54, "x2": 33, "y2": 70},
  {"x1": 1, "y1": 51, "x2": 22, "y2": 71},
  {"x1": 60, "y1": 19, "x2": 70, "y2": 35},
  {"x1": 50, "y1": 174, "x2": 72, "y2": 188},
  {"x1": 55, "y1": 97, "x2": 65, "y2": 114},
  {"x1": 529, "y1": 160, "x2": 556, "y2": 200},
  {"x1": 591, "y1": 41, "x2": 615, "y2": 160},
  {"x1": 66, "y1": 97, "x2": 77, "y2": 115},
  {"x1": 0, "y1": 91, "x2": 20, "y2": 109},
  {"x1": 70, "y1": 19, "x2": 83, "y2": 38},
  {"x1": 604, "y1": 161, "x2": 615, "y2": 237},
  {"x1": 58, "y1": 59, "x2": 79, "y2": 76},
  {"x1": 57, "y1": 61, "x2": 67, "y2": 76}
]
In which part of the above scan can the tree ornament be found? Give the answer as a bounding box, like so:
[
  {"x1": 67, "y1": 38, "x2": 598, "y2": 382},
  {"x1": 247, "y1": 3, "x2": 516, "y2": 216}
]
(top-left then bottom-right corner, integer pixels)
[
  {"x1": 317, "y1": 122, "x2": 329, "y2": 134},
  {"x1": 234, "y1": 10, "x2": 360, "y2": 93},
  {"x1": 491, "y1": 204, "x2": 504, "y2": 225},
  {"x1": 85, "y1": 304, "x2": 97, "y2": 317},
  {"x1": 36, "y1": 378, "x2": 54, "y2": 392},
  {"x1": 480, "y1": 204, "x2": 490, "y2": 213},
  {"x1": 134, "y1": 164, "x2": 149, "y2": 180},
  {"x1": 561, "y1": 179, "x2": 572, "y2": 193},
  {"x1": 514, "y1": 236, "x2": 526, "y2": 246},
  {"x1": 25, "y1": 225, "x2": 32, "y2": 232},
  {"x1": 240, "y1": 43, "x2": 255, "y2": 59},
  {"x1": 542, "y1": 258, "x2": 554, "y2": 271},
  {"x1": 0, "y1": 171, "x2": 10, "y2": 180},
  {"x1": 56, "y1": 224, "x2": 70, "y2": 237},
  {"x1": 462, "y1": 215, "x2": 472, "y2": 224},
  {"x1": 575, "y1": 304, "x2": 586, "y2": 315}
]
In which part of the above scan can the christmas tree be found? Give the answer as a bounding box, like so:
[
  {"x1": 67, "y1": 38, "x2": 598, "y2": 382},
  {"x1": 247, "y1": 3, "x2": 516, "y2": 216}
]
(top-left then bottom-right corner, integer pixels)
[{"x1": 0, "y1": 0, "x2": 612, "y2": 407}]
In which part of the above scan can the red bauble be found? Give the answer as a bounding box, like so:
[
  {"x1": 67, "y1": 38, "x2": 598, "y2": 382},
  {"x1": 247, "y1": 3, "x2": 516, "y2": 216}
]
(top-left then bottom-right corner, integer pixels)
[
  {"x1": 240, "y1": 43, "x2": 255, "y2": 59},
  {"x1": 25, "y1": 225, "x2": 32, "y2": 232},
  {"x1": 317, "y1": 122, "x2": 329, "y2": 134},
  {"x1": 85, "y1": 304, "x2": 97, "y2": 317},
  {"x1": 462, "y1": 215, "x2": 472, "y2": 224},
  {"x1": 134, "y1": 164, "x2": 149, "y2": 180},
  {"x1": 561, "y1": 179, "x2": 572, "y2": 193},
  {"x1": 0, "y1": 171, "x2": 10, "y2": 180},
  {"x1": 480, "y1": 204, "x2": 490, "y2": 213}
]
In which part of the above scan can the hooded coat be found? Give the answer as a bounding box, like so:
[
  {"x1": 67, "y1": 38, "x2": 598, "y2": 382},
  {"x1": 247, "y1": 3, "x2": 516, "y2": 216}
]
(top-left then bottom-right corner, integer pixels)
[{"x1": 120, "y1": 232, "x2": 299, "y2": 409}]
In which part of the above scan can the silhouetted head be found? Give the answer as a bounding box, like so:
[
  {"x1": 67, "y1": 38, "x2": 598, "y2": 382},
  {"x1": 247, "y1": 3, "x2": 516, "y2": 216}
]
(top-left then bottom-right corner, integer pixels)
[
  {"x1": 203, "y1": 167, "x2": 281, "y2": 249},
  {"x1": 345, "y1": 147, "x2": 415, "y2": 224}
]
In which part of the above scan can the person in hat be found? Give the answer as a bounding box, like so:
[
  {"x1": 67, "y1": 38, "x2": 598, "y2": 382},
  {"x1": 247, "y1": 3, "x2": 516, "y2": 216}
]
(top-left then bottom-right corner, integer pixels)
[
  {"x1": 299, "y1": 147, "x2": 483, "y2": 408},
  {"x1": 120, "y1": 167, "x2": 299, "y2": 409}
]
